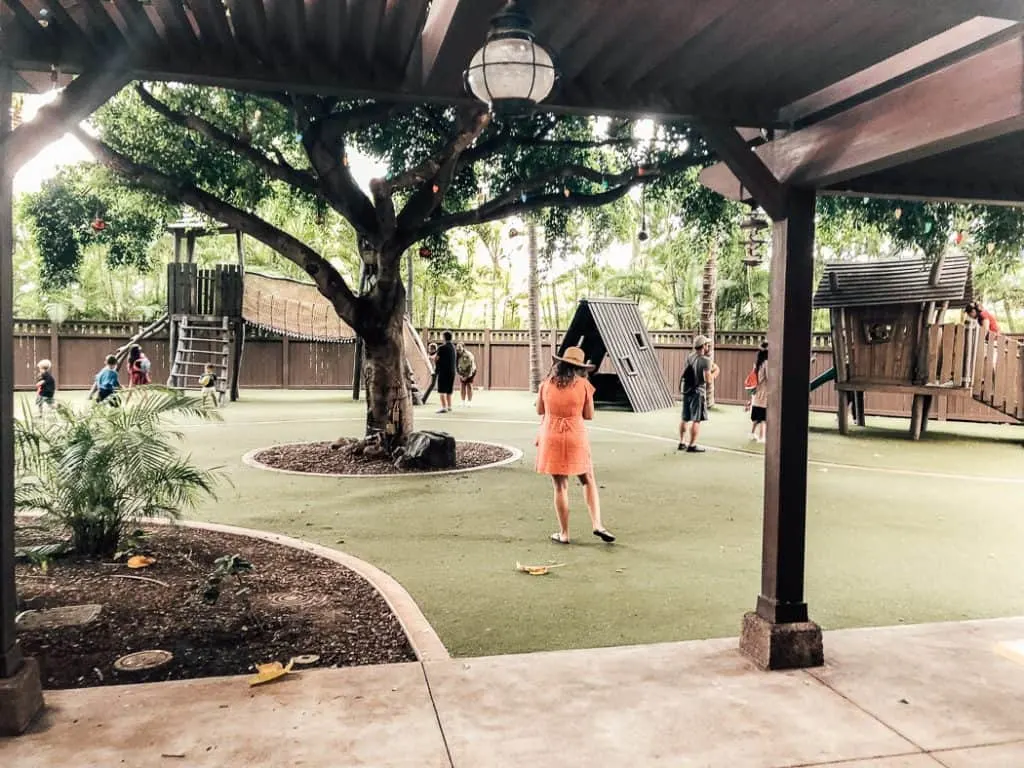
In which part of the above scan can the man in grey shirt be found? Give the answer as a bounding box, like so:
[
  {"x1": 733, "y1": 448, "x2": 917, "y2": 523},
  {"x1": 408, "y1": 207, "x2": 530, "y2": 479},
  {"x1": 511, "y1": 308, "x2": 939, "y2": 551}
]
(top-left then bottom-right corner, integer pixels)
[{"x1": 679, "y1": 335, "x2": 719, "y2": 453}]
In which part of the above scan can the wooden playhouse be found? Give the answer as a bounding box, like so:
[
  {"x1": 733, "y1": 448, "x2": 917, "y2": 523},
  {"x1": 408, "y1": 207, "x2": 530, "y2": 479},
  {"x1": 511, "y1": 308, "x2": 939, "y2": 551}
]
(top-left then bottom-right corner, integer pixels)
[{"x1": 814, "y1": 253, "x2": 1022, "y2": 439}]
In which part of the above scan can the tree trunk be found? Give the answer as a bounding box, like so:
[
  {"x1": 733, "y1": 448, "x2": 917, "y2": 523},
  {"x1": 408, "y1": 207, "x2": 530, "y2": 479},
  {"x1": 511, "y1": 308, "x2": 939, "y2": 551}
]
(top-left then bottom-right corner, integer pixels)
[
  {"x1": 528, "y1": 221, "x2": 543, "y2": 393},
  {"x1": 361, "y1": 295, "x2": 414, "y2": 450},
  {"x1": 701, "y1": 240, "x2": 718, "y2": 407}
]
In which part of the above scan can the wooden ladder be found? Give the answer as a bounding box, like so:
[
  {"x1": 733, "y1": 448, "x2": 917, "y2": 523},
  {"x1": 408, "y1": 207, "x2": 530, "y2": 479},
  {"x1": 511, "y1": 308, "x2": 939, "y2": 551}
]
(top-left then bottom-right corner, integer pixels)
[{"x1": 167, "y1": 317, "x2": 230, "y2": 405}]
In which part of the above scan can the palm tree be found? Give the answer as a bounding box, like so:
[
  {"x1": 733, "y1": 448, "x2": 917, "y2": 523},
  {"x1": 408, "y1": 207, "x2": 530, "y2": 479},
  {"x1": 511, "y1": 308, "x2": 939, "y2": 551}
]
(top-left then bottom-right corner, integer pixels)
[
  {"x1": 14, "y1": 388, "x2": 222, "y2": 557},
  {"x1": 528, "y1": 220, "x2": 543, "y2": 393},
  {"x1": 701, "y1": 242, "x2": 718, "y2": 406}
]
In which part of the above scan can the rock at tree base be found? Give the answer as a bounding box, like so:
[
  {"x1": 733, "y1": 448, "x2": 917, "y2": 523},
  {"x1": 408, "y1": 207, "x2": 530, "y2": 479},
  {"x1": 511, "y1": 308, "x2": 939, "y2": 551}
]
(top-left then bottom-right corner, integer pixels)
[{"x1": 396, "y1": 431, "x2": 456, "y2": 470}]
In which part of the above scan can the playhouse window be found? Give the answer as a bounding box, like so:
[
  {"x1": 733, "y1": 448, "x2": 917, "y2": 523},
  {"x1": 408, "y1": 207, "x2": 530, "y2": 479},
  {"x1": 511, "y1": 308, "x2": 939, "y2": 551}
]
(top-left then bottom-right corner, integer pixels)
[
  {"x1": 620, "y1": 356, "x2": 638, "y2": 375},
  {"x1": 864, "y1": 322, "x2": 893, "y2": 344},
  {"x1": 634, "y1": 333, "x2": 648, "y2": 349}
]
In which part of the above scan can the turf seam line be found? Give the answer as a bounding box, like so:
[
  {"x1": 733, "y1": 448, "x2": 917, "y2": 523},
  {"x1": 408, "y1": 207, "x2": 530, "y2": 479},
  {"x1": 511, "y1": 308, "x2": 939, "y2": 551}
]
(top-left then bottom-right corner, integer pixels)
[{"x1": 419, "y1": 662, "x2": 457, "y2": 768}]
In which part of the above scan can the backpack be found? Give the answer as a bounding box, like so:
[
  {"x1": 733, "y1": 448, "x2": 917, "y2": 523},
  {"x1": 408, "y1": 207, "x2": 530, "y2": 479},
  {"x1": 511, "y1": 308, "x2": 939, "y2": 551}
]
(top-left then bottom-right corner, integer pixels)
[
  {"x1": 138, "y1": 356, "x2": 151, "y2": 373},
  {"x1": 681, "y1": 354, "x2": 698, "y2": 392},
  {"x1": 199, "y1": 373, "x2": 213, "y2": 388},
  {"x1": 744, "y1": 366, "x2": 759, "y2": 395}
]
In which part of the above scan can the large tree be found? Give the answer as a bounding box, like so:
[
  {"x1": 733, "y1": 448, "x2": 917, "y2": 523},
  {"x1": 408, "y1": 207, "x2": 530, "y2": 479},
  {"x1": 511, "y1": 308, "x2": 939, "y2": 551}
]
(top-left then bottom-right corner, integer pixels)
[{"x1": 78, "y1": 84, "x2": 702, "y2": 449}]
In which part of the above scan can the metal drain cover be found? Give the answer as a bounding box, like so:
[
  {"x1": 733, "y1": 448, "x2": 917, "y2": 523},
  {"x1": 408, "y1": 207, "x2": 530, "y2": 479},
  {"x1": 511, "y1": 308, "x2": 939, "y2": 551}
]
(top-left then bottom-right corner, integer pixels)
[{"x1": 113, "y1": 650, "x2": 174, "y2": 672}]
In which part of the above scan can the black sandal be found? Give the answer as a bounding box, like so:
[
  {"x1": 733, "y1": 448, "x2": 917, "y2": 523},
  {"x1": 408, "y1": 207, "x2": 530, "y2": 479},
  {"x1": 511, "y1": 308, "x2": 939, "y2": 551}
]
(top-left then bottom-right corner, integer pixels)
[{"x1": 593, "y1": 529, "x2": 616, "y2": 543}]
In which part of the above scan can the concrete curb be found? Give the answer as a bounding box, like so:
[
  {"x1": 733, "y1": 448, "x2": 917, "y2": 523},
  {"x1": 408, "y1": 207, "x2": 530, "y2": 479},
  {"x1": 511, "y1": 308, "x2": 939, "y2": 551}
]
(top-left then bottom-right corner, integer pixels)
[
  {"x1": 241, "y1": 440, "x2": 524, "y2": 479},
  {"x1": 179, "y1": 520, "x2": 450, "y2": 663}
]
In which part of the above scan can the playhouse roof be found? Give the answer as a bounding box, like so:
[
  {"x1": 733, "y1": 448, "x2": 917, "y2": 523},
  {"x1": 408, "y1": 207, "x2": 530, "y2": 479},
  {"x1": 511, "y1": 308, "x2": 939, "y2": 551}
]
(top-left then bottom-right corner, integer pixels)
[
  {"x1": 813, "y1": 254, "x2": 973, "y2": 309},
  {"x1": 561, "y1": 298, "x2": 674, "y2": 413}
]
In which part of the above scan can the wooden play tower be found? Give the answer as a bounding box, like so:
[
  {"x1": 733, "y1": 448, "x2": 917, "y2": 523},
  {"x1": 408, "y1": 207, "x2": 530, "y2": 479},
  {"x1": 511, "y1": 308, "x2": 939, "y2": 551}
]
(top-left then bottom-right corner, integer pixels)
[
  {"x1": 815, "y1": 254, "x2": 1023, "y2": 439},
  {"x1": 165, "y1": 215, "x2": 246, "y2": 403}
]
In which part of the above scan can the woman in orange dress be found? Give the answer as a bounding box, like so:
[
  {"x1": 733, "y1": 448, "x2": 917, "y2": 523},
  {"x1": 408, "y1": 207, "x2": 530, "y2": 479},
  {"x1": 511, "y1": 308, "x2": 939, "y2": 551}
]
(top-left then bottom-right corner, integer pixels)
[{"x1": 535, "y1": 346, "x2": 615, "y2": 545}]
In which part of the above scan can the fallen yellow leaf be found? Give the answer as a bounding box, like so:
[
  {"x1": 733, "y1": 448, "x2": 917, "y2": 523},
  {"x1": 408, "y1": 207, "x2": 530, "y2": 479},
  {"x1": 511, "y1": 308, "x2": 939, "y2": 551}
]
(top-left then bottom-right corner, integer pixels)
[
  {"x1": 126, "y1": 555, "x2": 156, "y2": 569},
  {"x1": 515, "y1": 561, "x2": 566, "y2": 576},
  {"x1": 248, "y1": 659, "x2": 295, "y2": 687}
]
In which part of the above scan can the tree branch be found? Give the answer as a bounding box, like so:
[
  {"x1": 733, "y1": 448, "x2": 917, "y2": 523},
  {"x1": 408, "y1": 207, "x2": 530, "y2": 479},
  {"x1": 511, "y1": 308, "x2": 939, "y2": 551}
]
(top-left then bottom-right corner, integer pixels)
[
  {"x1": 301, "y1": 109, "x2": 391, "y2": 242},
  {"x1": 135, "y1": 84, "x2": 319, "y2": 196},
  {"x1": 74, "y1": 129, "x2": 363, "y2": 329},
  {"x1": 418, "y1": 154, "x2": 700, "y2": 240}
]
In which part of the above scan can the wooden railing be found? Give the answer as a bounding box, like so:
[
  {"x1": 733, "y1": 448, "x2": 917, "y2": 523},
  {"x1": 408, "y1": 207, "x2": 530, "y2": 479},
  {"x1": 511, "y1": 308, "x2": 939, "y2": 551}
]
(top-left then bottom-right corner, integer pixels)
[
  {"x1": 924, "y1": 322, "x2": 980, "y2": 388},
  {"x1": 972, "y1": 333, "x2": 1024, "y2": 420}
]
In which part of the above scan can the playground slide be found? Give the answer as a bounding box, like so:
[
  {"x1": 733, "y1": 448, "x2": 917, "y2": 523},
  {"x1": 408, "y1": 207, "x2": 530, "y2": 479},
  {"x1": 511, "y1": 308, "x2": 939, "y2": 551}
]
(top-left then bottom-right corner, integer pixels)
[{"x1": 809, "y1": 366, "x2": 837, "y2": 393}]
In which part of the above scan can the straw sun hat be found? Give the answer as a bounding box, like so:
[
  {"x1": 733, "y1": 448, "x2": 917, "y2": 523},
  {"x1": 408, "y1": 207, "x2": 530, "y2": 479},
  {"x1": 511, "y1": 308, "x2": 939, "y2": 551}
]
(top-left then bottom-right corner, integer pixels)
[{"x1": 552, "y1": 346, "x2": 596, "y2": 371}]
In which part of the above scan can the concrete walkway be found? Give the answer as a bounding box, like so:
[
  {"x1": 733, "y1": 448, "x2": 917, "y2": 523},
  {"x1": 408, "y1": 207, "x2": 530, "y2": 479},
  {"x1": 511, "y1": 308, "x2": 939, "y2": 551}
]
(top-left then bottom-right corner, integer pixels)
[{"x1": 4, "y1": 617, "x2": 1024, "y2": 767}]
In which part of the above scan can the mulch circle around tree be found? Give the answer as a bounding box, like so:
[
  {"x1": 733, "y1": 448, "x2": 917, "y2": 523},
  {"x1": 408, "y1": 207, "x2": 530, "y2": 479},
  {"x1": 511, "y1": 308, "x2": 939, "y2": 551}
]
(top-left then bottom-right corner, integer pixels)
[
  {"x1": 14, "y1": 520, "x2": 415, "y2": 690},
  {"x1": 253, "y1": 440, "x2": 516, "y2": 476}
]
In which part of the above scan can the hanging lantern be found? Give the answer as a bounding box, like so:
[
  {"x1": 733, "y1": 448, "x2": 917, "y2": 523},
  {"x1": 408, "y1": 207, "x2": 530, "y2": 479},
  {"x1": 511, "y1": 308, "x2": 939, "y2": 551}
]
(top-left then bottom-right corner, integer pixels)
[
  {"x1": 464, "y1": 0, "x2": 558, "y2": 115},
  {"x1": 91, "y1": 216, "x2": 106, "y2": 233},
  {"x1": 742, "y1": 209, "x2": 769, "y2": 267},
  {"x1": 418, "y1": 245, "x2": 432, "y2": 258},
  {"x1": 508, "y1": 227, "x2": 519, "y2": 238},
  {"x1": 954, "y1": 231, "x2": 965, "y2": 246},
  {"x1": 637, "y1": 187, "x2": 649, "y2": 241},
  {"x1": 894, "y1": 207, "x2": 903, "y2": 220},
  {"x1": 432, "y1": 184, "x2": 440, "y2": 194}
]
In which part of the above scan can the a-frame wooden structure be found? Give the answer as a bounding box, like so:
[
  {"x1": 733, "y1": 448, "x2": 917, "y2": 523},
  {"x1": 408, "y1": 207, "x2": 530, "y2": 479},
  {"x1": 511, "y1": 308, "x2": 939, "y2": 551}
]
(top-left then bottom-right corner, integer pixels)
[{"x1": 559, "y1": 298, "x2": 673, "y2": 413}]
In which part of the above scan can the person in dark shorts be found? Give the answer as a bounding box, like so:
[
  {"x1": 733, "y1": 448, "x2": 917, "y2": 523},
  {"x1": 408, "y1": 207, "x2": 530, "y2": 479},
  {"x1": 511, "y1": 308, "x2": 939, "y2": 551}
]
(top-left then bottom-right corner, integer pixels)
[
  {"x1": 679, "y1": 335, "x2": 719, "y2": 453},
  {"x1": 35, "y1": 359, "x2": 56, "y2": 416},
  {"x1": 749, "y1": 342, "x2": 768, "y2": 443},
  {"x1": 433, "y1": 331, "x2": 457, "y2": 413},
  {"x1": 89, "y1": 355, "x2": 121, "y2": 404},
  {"x1": 456, "y1": 343, "x2": 477, "y2": 407}
]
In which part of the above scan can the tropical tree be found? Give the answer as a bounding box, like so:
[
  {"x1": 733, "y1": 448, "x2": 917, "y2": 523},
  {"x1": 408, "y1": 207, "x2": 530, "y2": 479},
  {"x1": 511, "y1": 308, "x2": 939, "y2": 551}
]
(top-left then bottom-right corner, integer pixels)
[
  {"x1": 14, "y1": 388, "x2": 221, "y2": 557},
  {"x1": 79, "y1": 85, "x2": 702, "y2": 450}
]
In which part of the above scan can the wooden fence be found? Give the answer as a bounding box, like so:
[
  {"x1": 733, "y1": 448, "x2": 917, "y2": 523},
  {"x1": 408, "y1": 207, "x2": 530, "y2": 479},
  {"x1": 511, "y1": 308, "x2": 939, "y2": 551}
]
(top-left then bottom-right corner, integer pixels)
[{"x1": 11, "y1": 319, "x2": 1022, "y2": 425}]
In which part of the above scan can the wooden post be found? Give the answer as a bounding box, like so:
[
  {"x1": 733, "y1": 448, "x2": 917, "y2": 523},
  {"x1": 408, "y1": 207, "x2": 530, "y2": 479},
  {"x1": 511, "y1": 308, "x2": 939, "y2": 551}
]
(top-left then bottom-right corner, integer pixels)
[
  {"x1": 173, "y1": 232, "x2": 182, "y2": 264},
  {"x1": 739, "y1": 188, "x2": 823, "y2": 670},
  {"x1": 48, "y1": 320, "x2": 60, "y2": 384},
  {"x1": 230, "y1": 321, "x2": 244, "y2": 402},
  {"x1": 186, "y1": 233, "x2": 196, "y2": 264},
  {"x1": 235, "y1": 230, "x2": 244, "y2": 267},
  {"x1": 910, "y1": 394, "x2": 925, "y2": 440},
  {"x1": 837, "y1": 391, "x2": 850, "y2": 435},
  {"x1": 921, "y1": 394, "x2": 933, "y2": 435},
  {"x1": 855, "y1": 391, "x2": 866, "y2": 427},
  {"x1": 0, "y1": 62, "x2": 23, "y2": 681},
  {"x1": 484, "y1": 329, "x2": 493, "y2": 390},
  {"x1": 281, "y1": 335, "x2": 290, "y2": 389}
]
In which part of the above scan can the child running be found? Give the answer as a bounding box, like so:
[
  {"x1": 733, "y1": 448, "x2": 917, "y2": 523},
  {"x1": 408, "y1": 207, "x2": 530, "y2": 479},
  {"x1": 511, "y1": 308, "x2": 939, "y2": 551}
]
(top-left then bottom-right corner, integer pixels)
[
  {"x1": 35, "y1": 359, "x2": 56, "y2": 416},
  {"x1": 89, "y1": 355, "x2": 121, "y2": 404},
  {"x1": 198, "y1": 364, "x2": 219, "y2": 407}
]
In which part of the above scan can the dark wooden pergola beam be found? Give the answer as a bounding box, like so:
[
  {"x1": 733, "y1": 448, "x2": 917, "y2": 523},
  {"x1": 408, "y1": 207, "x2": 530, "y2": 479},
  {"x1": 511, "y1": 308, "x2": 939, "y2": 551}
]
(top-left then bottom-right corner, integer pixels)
[
  {"x1": 1, "y1": 64, "x2": 130, "y2": 169},
  {"x1": 701, "y1": 33, "x2": 1024, "y2": 198},
  {"x1": 404, "y1": 0, "x2": 502, "y2": 91},
  {"x1": 780, "y1": 17, "x2": 1021, "y2": 126},
  {"x1": 694, "y1": 120, "x2": 789, "y2": 222}
]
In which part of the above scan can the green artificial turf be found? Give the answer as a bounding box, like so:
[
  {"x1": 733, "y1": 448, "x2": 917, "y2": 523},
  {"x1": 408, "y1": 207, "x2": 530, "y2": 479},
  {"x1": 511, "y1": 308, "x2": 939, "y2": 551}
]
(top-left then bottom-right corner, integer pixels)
[{"x1": 22, "y1": 389, "x2": 1024, "y2": 657}]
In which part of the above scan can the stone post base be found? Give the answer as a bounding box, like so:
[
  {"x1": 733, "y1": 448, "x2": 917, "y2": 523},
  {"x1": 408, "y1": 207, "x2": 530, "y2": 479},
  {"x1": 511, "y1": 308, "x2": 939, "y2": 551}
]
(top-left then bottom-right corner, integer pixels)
[
  {"x1": 740, "y1": 612, "x2": 824, "y2": 670},
  {"x1": 0, "y1": 658, "x2": 44, "y2": 735}
]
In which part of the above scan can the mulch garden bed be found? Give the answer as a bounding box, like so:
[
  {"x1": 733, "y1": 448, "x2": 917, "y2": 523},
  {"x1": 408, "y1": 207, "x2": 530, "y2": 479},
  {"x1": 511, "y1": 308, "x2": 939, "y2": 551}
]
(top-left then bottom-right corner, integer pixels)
[
  {"x1": 254, "y1": 439, "x2": 515, "y2": 476},
  {"x1": 14, "y1": 520, "x2": 415, "y2": 690}
]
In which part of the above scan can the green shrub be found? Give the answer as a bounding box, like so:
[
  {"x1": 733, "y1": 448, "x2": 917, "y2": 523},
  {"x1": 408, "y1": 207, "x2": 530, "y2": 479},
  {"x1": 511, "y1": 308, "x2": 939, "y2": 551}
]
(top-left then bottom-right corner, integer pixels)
[{"x1": 14, "y1": 387, "x2": 221, "y2": 557}]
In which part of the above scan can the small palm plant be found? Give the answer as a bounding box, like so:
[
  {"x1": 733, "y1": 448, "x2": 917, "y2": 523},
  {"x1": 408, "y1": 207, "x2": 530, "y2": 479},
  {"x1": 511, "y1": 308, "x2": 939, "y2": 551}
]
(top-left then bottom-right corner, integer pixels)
[{"x1": 14, "y1": 387, "x2": 221, "y2": 558}]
